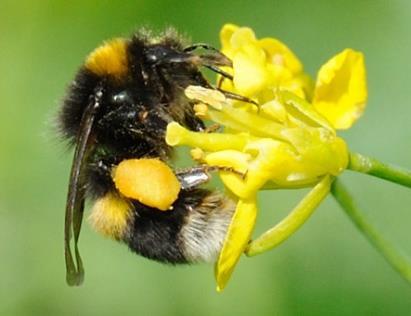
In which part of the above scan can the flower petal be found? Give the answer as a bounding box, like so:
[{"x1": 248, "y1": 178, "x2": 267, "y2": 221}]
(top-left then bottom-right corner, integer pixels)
[
  {"x1": 220, "y1": 23, "x2": 239, "y2": 50},
  {"x1": 232, "y1": 46, "x2": 268, "y2": 96},
  {"x1": 313, "y1": 49, "x2": 367, "y2": 129},
  {"x1": 215, "y1": 197, "x2": 257, "y2": 292},
  {"x1": 230, "y1": 26, "x2": 257, "y2": 49},
  {"x1": 259, "y1": 37, "x2": 303, "y2": 74}
]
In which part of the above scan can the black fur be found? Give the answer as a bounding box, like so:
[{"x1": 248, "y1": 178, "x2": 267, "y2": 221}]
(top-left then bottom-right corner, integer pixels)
[{"x1": 59, "y1": 68, "x2": 100, "y2": 143}]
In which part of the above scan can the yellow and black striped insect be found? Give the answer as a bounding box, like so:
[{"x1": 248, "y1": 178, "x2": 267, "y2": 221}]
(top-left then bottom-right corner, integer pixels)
[{"x1": 58, "y1": 29, "x2": 246, "y2": 285}]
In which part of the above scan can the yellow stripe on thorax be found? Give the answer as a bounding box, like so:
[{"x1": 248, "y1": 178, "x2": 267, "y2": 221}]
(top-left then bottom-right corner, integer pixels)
[{"x1": 85, "y1": 38, "x2": 128, "y2": 78}]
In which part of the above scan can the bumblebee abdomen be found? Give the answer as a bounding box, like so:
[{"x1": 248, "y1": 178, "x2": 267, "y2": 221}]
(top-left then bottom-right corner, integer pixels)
[
  {"x1": 89, "y1": 188, "x2": 234, "y2": 264},
  {"x1": 127, "y1": 189, "x2": 234, "y2": 264}
]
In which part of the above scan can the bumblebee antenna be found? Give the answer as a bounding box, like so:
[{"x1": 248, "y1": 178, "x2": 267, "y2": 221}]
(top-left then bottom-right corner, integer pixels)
[
  {"x1": 156, "y1": 44, "x2": 256, "y2": 105},
  {"x1": 183, "y1": 43, "x2": 221, "y2": 53},
  {"x1": 184, "y1": 44, "x2": 234, "y2": 80},
  {"x1": 64, "y1": 83, "x2": 104, "y2": 286}
]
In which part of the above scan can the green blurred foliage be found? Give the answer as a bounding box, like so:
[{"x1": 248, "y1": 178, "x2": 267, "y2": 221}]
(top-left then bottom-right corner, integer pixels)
[{"x1": 1, "y1": 0, "x2": 411, "y2": 315}]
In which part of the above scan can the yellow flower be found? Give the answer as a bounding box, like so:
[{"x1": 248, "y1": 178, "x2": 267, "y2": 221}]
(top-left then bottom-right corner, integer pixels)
[
  {"x1": 166, "y1": 25, "x2": 368, "y2": 291},
  {"x1": 219, "y1": 24, "x2": 312, "y2": 102},
  {"x1": 220, "y1": 24, "x2": 367, "y2": 129},
  {"x1": 166, "y1": 87, "x2": 348, "y2": 290}
]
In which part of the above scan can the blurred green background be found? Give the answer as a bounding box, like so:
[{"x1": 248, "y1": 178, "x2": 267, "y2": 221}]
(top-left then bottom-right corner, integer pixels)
[{"x1": 1, "y1": 0, "x2": 411, "y2": 315}]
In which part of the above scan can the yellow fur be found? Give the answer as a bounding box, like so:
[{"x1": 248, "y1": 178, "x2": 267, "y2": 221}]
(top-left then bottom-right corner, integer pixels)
[
  {"x1": 89, "y1": 193, "x2": 132, "y2": 240},
  {"x1": 85, "y1": 38, "x2": 128, "y2": 78}
]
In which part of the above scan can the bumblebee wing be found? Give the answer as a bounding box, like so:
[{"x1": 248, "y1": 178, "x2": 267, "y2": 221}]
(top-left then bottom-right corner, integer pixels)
[{"x1": 65, "y1": 86, "x2": 103, "y2": 286}]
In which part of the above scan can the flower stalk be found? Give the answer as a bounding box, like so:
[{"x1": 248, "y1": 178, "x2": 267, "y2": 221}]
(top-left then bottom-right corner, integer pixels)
[
  {"x1": 331, "y1": 178, "x2": 411, "y2": 284},
  {"x1": 348, "y1": 152, "x2": 411, "y2": 188},
  {"x1": 246, "y1": 175, "x2": 333, "y2": 256}
]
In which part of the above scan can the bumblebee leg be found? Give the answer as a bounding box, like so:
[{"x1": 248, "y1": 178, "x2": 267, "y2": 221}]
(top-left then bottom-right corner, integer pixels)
[
  {"x1": 245, "y1": 175, "x2": 333, "y2": 256},
  {"x1": 183, "y1": 108, "x2": 206, "y2": 132},
  {"x1": 203, "y1": 65, "x2": 233, "y2": 80},
  {"x1": 176, "y1": 166, "x2": 211, "y2": 190},
  {"x1": 217, "y1": 89, "x2": 258, "y2": 106},
  {"x1": 195, "y1": 77, "x2": 258, "y2": 106},
  {"x1": 176, "y1": 165, "x2": 244, "y2": 190},
  {"x1": 217, "y1": 76, "x2": 226, "y2": 89},
  {"x1": 204, "y1": 165, "x2": 245, "y2": 177},
  {"x1": 204, "y1": 123, "x2": 221, "y2": 133}
]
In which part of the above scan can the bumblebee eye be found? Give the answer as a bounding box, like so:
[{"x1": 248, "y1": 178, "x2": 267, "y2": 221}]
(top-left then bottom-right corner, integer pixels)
[
  {"x1": 146, "y1": 52, "x2": 158, "y2": 64},
  {"x1": 111, "y1": 90, "x2": 133, "y2": 105},
  {"x1": 145, "y1": 46, "x2": 170, "y2": 65}
]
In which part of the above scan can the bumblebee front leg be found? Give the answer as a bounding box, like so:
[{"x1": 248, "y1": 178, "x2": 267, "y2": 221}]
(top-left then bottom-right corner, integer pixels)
[{"x1": 245, "y1": 175, "x2": 333, "y2": 256}]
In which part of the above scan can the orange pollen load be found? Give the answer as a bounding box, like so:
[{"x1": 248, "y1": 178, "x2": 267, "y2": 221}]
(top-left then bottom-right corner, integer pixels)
[{"x1": 113, "y1": 158, "x2": 181, "y2": 211}]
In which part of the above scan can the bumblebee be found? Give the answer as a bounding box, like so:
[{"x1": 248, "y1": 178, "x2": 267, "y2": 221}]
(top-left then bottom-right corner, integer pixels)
[{"x1": 59, "y1": 29, "x2": 241, "y2": 285}]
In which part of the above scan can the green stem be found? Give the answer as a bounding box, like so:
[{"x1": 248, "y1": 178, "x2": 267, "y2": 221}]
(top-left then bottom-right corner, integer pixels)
[
  {"x1": 331, "y1": 178, "x2": 411, "y2": 285},
  {"x1": 348, "y1": 152, "x2": 411, "y2": 188},
  {"x1": 246, "y1": 175, "x2": 332, "y2": 256}
]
